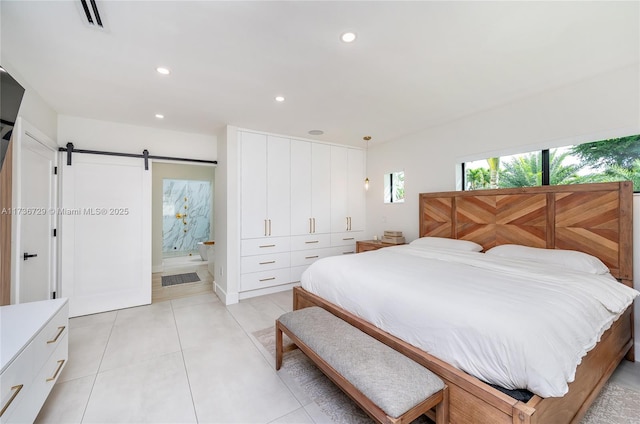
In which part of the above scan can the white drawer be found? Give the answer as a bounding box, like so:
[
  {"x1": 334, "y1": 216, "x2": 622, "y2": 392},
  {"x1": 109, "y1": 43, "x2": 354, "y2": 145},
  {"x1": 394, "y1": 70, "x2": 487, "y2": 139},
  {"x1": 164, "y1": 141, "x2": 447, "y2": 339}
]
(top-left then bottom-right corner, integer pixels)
[
  {"x1": 241, "y1": 252, "x2": 290, "y2": 274},
  {"x1": 7, "y1": 334, "x2": 68, "y2": 424},
  {"x1": 241, "y1": 237, "x2": 290, "y2": 256},
  {"x1": 290, "y1": 234, "x2": 331, "y2": 251},
  {"x1": 329, "y1": 246, "x2": 357, "y2": 256},
  {"x1": 32, "y1": 303, "x2": 69, "y2": 370},
  {"x1": 0, "y1": 346, "x2": 34, "y2": 423},
  {"x1": 290, "y1": 247, "x2": 334, "y2": 267},
  {"x1": 240, "y1": 268, "x2": 291, "y2": 292},
  {"x1": 331, "y1": 232, "x2": 362, "y2": 247},
  {"x1": 290, "y1": 265, "x2": 308, "y2": 283}
]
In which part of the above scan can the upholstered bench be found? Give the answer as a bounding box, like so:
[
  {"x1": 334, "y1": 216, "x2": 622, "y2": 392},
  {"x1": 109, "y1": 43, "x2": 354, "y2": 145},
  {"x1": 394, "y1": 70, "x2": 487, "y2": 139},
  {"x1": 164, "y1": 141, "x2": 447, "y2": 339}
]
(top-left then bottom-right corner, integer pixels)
[{"x1": 276, "y1": 307, "x2": 448, "y2": 424}]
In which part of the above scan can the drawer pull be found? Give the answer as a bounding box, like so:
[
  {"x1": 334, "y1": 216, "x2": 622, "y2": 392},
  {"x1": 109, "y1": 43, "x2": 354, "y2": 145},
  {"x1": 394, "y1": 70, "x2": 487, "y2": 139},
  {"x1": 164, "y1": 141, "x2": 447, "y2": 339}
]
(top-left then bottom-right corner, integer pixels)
[
  {"x1": 46, "y1": 360, "x2": 66, "y2": 382},
  {"x1": 47, "y1": 326, "x2": 66, "y2": 344},
  {"x1": 259, "y1": 244, "x2": 276, "y2": 248},
  {"x1": 259, "y1": 277, "x2": 276, "y2": 282},
  {"x1": 0, "y1": 385, "x2": 23, "y2": 417},
  {"x1": 342, "y1": 251, "x2": 355, "y2": 255},
  {"x1": 342, "y1": 237, "x2": 354, "y2": 241},
  {"x1": 305, "y1": 255, "x2": 319, "y2": 259},
  {"x1": 305, "y1": 240, "x2": 319, "y2": 244},
  {"x1": 259, "y1": 261, "x2": 275, "y2": 265}
]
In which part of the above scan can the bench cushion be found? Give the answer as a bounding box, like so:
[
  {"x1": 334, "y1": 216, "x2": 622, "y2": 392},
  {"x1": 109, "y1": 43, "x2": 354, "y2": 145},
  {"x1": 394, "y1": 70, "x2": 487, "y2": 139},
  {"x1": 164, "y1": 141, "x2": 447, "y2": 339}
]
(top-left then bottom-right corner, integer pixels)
[{"x1": 279, "y1": 307, "x2": 444, "y2": 418}]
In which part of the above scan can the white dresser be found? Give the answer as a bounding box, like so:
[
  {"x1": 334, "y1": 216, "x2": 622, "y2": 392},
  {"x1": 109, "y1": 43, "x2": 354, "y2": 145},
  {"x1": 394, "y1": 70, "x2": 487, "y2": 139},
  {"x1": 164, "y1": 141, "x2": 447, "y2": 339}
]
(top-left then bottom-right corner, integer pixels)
[{"x1": 0, "y1": 298, "x2": 69, "y2": 423}]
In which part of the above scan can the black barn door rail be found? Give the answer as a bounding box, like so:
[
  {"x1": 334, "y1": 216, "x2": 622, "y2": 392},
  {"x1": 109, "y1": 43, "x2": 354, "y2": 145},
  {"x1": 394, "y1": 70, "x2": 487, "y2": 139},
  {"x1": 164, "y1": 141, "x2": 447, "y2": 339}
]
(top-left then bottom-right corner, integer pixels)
[{"x1": 60, "y1": 143, "x2": 217, "y2": 170}]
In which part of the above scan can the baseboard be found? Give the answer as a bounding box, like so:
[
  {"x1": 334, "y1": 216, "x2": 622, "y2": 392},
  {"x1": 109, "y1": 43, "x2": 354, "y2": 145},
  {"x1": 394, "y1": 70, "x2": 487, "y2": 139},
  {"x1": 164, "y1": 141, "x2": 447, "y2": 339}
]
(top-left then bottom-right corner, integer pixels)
[
  {"x1": 214, "y1": 283, "x2": 239, "y2": 305},
  {"x1": 238, "y1": 282, "x2": 300, "y2": 301}
]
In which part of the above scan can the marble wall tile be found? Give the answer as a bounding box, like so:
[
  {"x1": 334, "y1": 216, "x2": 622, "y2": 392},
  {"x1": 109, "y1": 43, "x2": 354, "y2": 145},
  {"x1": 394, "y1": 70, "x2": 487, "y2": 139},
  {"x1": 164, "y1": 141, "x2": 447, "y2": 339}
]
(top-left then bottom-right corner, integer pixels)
[{"x1": 163, "y1": 179, "x2": 211, "y2": 255}]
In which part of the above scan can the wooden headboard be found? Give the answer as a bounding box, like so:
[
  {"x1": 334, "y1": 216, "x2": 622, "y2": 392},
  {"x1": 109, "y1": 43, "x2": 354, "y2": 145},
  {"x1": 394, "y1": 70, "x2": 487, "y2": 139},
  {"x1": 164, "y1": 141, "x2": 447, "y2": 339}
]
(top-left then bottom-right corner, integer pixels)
[{"x1": 419, "y1": 182, "x2": 633, "y2": 284}]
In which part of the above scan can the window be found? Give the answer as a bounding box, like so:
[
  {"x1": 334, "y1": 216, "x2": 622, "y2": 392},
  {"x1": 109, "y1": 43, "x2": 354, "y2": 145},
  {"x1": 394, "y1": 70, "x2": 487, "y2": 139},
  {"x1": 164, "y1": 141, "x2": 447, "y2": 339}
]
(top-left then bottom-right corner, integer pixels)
[
  {"x1": 384, "y1": 171, "x2": 405, "y2": 203},
  {"x1": 462, "y1": 135, "x2": 639, "y2": 192}
]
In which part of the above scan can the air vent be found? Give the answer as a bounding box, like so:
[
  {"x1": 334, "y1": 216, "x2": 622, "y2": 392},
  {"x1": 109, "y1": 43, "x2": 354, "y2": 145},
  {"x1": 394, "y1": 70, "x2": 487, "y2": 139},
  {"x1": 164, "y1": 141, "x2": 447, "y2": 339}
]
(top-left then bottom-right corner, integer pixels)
[{"x1": 80, "y1": 0, "x2": 103, "y2": 28}]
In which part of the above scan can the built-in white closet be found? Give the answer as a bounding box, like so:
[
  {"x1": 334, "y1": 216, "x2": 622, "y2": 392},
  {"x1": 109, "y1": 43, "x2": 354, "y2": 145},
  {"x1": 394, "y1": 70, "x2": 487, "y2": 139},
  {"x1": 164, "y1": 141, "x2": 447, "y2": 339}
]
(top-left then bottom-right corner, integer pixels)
[{"x1": 238, "y1": 130, "x2": 365, "y2": 299}]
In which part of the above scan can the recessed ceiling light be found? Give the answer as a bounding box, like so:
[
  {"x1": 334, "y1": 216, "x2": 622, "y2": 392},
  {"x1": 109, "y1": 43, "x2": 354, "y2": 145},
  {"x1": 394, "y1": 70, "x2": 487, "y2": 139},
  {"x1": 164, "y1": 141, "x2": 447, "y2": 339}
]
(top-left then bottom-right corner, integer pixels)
[
  {"x1": 341, "y1": 32, "x2": 356, "y2": 43},
  {"x1": 275, "y1": 96, "x2": 285, "y2": 102},
  {"x1": 156, "y1": 67, "x2": 170, "y2": 75},
  {"x1": 308, "y1": 130, "x2": 324, "y2": 136},
  {"x1": 155, "y1": 114, "x2": 164, "y2": 119}
]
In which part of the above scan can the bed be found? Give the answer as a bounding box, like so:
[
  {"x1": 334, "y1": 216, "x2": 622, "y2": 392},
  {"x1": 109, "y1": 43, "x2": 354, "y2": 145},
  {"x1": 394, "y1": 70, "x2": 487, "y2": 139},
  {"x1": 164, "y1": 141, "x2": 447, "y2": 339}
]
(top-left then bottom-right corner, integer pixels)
[{"x1": 293, "y1": 182, "x2": 636, "y2": 424}]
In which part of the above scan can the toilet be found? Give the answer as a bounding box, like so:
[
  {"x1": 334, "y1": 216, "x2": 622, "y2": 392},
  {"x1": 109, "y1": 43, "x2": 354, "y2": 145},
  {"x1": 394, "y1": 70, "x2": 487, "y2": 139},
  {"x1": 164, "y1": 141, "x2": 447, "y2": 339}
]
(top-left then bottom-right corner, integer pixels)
[{"x1": 197, "y1": 241, "x2": 215, "y2": 261}]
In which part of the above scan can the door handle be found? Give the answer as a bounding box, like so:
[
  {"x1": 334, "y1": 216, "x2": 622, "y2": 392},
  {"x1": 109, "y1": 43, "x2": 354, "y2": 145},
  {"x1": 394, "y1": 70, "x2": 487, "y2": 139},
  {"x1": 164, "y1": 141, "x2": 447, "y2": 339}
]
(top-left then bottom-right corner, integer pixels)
[{"x1": 23, "y1": 253, "x2": 38, "y2": 261}]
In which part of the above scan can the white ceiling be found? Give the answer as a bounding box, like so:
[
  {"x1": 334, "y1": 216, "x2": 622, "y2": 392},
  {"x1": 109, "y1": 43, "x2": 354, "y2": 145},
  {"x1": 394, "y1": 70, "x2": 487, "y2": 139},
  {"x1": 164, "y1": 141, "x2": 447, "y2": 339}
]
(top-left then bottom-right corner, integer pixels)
[{"x1": 1, "y1": 1, "x2": 638, "y2": 147}]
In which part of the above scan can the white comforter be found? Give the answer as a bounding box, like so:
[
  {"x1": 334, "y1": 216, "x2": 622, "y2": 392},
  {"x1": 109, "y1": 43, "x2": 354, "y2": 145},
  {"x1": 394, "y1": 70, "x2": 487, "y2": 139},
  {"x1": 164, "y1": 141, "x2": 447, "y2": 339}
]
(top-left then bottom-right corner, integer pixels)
[{"x1": 301, "y1": 245, "x2": 639, "y2": 398}]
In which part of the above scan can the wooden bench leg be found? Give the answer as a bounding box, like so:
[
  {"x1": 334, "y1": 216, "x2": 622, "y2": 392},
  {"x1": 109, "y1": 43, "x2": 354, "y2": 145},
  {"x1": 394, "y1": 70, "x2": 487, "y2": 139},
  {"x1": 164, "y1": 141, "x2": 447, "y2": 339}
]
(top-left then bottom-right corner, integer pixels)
[
  {"x1": 276, "y1": 322, "x2": 283, "y2": 370},
  {"x1": 435, "y1": 385, "x2": 449, "y2": 424}
]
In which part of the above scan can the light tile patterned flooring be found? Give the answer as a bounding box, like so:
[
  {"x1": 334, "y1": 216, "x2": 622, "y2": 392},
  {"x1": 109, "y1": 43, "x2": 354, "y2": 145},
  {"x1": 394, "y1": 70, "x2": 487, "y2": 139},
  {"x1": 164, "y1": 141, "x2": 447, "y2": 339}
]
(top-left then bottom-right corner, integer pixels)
[{"x1": 36, "y1": 288, "x2": 640, "y2": 424}]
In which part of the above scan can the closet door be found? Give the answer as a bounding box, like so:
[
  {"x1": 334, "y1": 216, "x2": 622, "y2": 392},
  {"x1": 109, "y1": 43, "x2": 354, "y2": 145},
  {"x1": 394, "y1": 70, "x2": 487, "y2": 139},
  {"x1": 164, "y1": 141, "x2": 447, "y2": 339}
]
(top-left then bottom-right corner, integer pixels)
[
  {"x1": 330, "y1": 146, "x2": 348, "y2": 232},
  {"x1": 266, "y1": 136, "x2": 290, "y2": 237},
  {"x1": 346, "y1": 148, "x2": 365, "y2": 232},
  {"x1": 240, "y1": 132, "x2": 267, "y2": 239},
  {"x1": 290, "y1": 140, "x2": 312, "y2": 236},
  {"x1": 310, "y1": 143, "x2": 331, "y2": 234}
]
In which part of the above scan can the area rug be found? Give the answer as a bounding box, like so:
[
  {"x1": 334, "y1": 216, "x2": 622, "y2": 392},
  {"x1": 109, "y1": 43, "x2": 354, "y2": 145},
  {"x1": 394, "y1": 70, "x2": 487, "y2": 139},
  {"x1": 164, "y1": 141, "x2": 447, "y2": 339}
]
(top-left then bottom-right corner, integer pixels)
[
  {"x1": 161, "y1": 272, "x2": 200, "y2": 287},
  {"x1": 253, "y1": 327, "x2": 640, "y2": 424}
]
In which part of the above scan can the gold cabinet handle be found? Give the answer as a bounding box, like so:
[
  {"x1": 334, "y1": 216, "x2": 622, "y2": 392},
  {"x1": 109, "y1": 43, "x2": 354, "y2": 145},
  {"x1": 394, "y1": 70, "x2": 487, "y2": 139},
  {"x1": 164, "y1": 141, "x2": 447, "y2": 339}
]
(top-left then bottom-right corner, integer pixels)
[
  {"x1": 0, "y1": 385, "x2": 23, "y2": 417},
  {"x1": 259, "y1": 277, "x2": 276, "y2": 282},
  {"x1": 305, "y1": 240, "x2": 319, "y2": 244},
  {"x1": 259, "y1": 261, "x2": 275, "y2": 265},
  {"x1": 47, "y1": 326, "x2": 66, "y2": 344},
  {"x1": 305, "y1": 255, "x2": 319, "y2": 259},
  {"x1": 46, "y1": 359, "x2": 66, "y2": 382},
  {"x1": 259, "y1": 244, "x2": 276, "y2": 248}
]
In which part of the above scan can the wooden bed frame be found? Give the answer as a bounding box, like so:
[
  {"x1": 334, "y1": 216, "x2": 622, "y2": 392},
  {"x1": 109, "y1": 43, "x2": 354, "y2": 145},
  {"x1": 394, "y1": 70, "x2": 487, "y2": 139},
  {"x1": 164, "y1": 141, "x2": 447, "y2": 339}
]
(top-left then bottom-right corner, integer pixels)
[{"x1": 293, "y1": 181, "x2": 634, "y2": 424}]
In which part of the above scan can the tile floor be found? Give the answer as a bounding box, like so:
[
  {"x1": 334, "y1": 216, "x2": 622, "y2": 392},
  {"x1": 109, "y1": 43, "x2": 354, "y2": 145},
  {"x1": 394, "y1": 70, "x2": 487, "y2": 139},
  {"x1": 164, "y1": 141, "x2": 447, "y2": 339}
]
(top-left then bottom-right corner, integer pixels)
[{"x1": 36, "y1": 289, "x2": 640, "y2": 424}]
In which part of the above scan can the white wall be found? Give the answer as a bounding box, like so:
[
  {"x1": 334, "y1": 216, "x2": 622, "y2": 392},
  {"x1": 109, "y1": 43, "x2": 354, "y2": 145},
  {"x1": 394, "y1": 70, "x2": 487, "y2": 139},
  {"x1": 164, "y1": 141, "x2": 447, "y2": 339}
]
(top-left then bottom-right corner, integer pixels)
[
  {"x1": 2, "y1": 61, "x2": 58, "y2": 142},
  {"x1": 366, "y1": 64, "x2": 640, "y2": 357},
  {"x1": 58, "y1": 115, "x2": 217, "y2": 159},
  {"x1": 213, "y1": 125, "x2": 240, "y2": 304}
]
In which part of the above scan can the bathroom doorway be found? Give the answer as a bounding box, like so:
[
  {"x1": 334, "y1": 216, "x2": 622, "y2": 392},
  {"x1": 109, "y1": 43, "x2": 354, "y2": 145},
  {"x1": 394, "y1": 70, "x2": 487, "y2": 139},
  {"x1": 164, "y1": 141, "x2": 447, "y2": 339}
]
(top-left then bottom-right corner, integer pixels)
[{"x1": 151, "y1": 162, "x2": 215, "y2": 302}]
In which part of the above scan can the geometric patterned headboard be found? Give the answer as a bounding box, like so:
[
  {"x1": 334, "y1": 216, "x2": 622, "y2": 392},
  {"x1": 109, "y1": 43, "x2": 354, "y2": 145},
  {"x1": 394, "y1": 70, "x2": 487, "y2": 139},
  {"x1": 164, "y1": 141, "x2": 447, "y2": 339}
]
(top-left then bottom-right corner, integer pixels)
[{"x1": 419, "y1": 182, "x2": 633, "y2": 283}]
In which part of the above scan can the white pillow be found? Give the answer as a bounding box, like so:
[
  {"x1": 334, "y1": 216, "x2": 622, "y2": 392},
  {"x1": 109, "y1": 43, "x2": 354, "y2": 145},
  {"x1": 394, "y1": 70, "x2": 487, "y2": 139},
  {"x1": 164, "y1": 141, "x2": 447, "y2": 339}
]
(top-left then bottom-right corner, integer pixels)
[
  {"x1": 409, "y1": 237, "x2": 483, "y2": 252},
  {"x1": 485, "y1": 244, "x2": 609, "y2": 275}
]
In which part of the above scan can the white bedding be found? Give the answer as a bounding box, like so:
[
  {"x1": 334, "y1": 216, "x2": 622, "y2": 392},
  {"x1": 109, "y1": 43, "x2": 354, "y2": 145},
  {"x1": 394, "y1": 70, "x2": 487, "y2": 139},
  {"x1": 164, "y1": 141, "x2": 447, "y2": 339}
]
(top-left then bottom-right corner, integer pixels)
[{"x1": 301, "y1": 245, "x2": 639, "y2": 398}]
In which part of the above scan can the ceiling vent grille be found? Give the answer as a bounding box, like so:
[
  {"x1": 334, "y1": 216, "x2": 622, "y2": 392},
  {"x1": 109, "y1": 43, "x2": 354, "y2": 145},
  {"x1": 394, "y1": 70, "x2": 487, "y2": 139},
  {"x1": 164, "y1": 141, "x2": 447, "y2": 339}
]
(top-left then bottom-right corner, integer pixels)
[{"x1": 80, "y1": 0, "x2": 103, "y2": 28}]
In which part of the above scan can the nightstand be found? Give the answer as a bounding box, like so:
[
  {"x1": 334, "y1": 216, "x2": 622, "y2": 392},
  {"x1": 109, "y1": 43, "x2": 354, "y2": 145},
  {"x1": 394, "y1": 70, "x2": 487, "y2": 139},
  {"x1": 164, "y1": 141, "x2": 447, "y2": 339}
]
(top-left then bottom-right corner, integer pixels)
[{"x1": 356, "y1": 240, "x2": 404, "y2": 253}]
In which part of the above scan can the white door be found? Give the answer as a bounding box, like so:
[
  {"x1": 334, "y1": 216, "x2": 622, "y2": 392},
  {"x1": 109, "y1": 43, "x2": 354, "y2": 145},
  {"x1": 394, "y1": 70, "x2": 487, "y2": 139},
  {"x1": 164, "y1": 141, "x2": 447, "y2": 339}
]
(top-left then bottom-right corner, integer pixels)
[
  {"x1": 240, "y1": 131, "x2": 267, "y2": 239},
  {"x1": 15, "y1": 122, "x2": 57, "y2": 303},
  {"x1": 330, "y1": 146, "x2": 348, "y2": 232},
  {"x1": 290, "y1": 139, "x2": 312, "y2": 236},
  {"x1": 311, "y1": 143, "x2": 331, "y2": 234},
  {"x1": 347, "y1": 148, "x2": 365, "y2": 232},
  {"x1": 266, "y1": 136, "x2": 290, "y2": 237},
  {"x1": 60, "y1": 154, "x2": 151, "y2": 317}
]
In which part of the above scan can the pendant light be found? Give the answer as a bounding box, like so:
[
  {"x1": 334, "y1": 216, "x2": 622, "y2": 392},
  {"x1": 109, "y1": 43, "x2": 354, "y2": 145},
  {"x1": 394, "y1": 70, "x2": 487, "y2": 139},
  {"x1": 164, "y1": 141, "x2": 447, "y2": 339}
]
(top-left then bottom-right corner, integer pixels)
[{"x1": 363, "y1": 136, "x2": 371, "y2": 190}]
